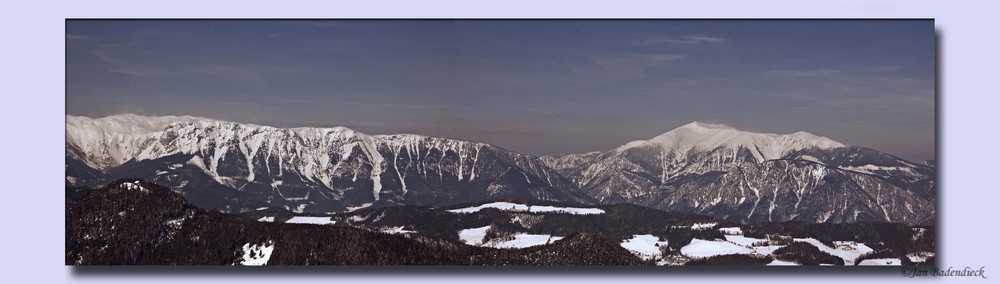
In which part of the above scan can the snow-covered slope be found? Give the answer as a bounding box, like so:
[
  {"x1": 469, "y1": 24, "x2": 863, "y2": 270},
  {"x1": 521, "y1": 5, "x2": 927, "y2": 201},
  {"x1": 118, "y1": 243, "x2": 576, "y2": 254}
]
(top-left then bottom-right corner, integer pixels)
[
  {"x1": 65, "y1": 115, "x2": 592, "y2": 213},
  {"x1": 66, "y1": 116, "x2": 934, "y2": 224},
  {"x1": 618, "y1": 122, "x2": 844, "y2": 162},
  {"x1": 541, "y1": 121, "x2": 935, "y2": 225},
  {"x1": 545, "y1": 122, "x2": 852, "y2": 201}
]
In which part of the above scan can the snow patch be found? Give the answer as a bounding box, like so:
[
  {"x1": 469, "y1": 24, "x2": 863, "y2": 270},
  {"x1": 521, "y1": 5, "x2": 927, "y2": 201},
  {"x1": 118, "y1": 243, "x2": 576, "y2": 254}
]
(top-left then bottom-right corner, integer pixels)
[
  {"x1": 907, "y1": 252, "x2": 934, "y2": 263},
  {"x1": 239, "y1": 241, "x2": 274, "y2": 266},
  {"x1": 458, "y1": 226, "x2": 491, "y2": 246},
  {"x1": 380, "y1": 226, "x2": 417, "y2": 235},
  {"x1": 357, "y1": 134, "x2": 385, "y2": 200},
  {"x1": 446, "y1": 202, "x2": 605, "y2": 215},
  {"x1": 285, "y1": 216, "x2": 336, "y2": 225},
  {"x1": 811, "y1": 167, "x2": 826, "y2": 179},
  {"x1": 485, "y1": 234, "x2": 563, "y2": 249},
  {"x1": 448, "y1": 202, "x2": 529, "y2": 213},
  {"x1": 798, "y1": 155, "x2": 821, "y2": 164},
  {"x1": 858, "y1": 258, "x2": 902, "y2": 266},
  {"x1": 841, "y1": 164, "x2": 918, "y2": 176},
  {"x1": 912, "y1": 227, "x2": 927, "y2": 241},
  {"x1": 529, "y1": 205, "x2": 605, "y2": 215},
  {"x1": 345, "y1": 203, "x2": 374, "y2": 213},
  {"x1": 767, "y1": 259, "x2": 800, "y2": 266},
  {"x1": 121, "y1": 180, "x2": 148, "y2": 193},
  {"x1": 690, "y1": 222, "x2": 718, "y2": 230},
  {"x1": 718, "y1": 227, "x2": 743, "y2": 235},
  {"x1": 257, "y1": 216, "x2": 275, "y2": 222}
]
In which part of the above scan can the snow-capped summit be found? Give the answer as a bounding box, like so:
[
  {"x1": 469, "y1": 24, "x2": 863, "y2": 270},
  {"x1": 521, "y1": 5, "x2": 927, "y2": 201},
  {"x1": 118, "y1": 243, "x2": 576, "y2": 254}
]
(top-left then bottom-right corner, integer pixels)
[
  {"x1": 541, "y1": 121, "x2": 933, "y2": 225},
  {"x1": 67, "y1": 114, "x2": 208, "y2": 134},
  {"x1": 619, "y1": 121, "x2": 845, "y2": 162},
  {"x1": 676, "y1": 121, "x2": 736, "y2": 131}
]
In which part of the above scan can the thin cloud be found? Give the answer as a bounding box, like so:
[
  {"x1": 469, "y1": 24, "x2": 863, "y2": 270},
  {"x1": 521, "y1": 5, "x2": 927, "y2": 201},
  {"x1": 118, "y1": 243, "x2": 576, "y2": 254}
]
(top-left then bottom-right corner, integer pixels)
[
  {"x1": 592, "y1": 53, "x2": 686, "y2": 66},
  {"x1": 109, "y1": 68, "x2": 179, "y2": 78},
  {"x1": 578, "y1": 52, "x2": 687, "y2": 83},
  {"x1": 185, "y1": 65, "x2": 266, "y2": 86},
  {"x1": 92, "y1": 50, "x2": 131, "y2": 65},
  {"x1": 763, "y1": 68, "x2": 846, "y2": 78},
  {"x1": 589, "y1": 52, "x2": 686, "y2": 70},
  {"x1": 643, "y1": 54, "x2": 687, "y2": 62},
  {"x1": 866, "y1": 65, "x2": 901, "y2": 72},
  {"x1": 66, "y1": 34, "x2": 95, "y2": 41},
  {"x1": 642, "y1": 35, "x2": 729, "y2": 45}
]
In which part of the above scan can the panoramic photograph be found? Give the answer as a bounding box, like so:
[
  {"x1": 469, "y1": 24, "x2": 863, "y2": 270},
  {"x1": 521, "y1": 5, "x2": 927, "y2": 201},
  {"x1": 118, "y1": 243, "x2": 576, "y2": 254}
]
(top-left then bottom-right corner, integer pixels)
[{"x1": 65, "y1": 19, "x2": 935, "y2": 266}]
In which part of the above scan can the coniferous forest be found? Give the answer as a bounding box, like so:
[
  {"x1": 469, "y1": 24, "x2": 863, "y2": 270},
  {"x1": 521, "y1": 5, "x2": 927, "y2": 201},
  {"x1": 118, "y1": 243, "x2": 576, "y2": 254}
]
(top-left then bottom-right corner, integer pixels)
[{"x1": 66, "y1": 180, "x2": 934, "y2": 266}]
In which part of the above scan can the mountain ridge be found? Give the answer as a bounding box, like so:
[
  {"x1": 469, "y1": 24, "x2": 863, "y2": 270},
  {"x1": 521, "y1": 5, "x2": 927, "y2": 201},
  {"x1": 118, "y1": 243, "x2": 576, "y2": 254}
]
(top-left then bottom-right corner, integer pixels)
[
  {"x1": 65, "y1": 114, "x2": 934, "y2": 224},
  {"x1": 66, "y1": 114, "x2": 594, "y2": 214}
]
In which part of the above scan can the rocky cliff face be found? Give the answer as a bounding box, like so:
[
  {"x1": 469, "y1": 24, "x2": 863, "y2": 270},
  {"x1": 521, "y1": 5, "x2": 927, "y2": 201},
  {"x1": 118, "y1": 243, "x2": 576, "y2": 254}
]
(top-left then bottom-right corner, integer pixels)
[{"x1": 66, "y1": 115, "x2": 592, "y2": 213}]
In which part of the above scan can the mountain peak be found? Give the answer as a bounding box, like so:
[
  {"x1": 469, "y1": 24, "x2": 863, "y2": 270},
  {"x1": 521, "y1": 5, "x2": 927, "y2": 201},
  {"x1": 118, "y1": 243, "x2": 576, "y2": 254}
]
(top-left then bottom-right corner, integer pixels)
[
  {"x1": 620, "y1": 122, "x2": 846, "y2": 161},
  {"x1": 678, "y1": 121, "x2": 736, "y2": 131}
]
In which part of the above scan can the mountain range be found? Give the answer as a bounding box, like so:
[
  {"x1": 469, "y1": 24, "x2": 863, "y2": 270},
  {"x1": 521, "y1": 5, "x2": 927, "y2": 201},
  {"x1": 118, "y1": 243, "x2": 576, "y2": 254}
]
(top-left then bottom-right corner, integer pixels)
[{"x1": 65, "y1": 115, "x2": 935, "y2": 225}]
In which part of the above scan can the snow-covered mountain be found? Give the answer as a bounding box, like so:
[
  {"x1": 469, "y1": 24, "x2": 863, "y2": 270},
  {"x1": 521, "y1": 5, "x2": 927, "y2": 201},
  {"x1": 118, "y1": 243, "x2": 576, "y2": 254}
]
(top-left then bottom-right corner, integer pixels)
[
  {"x1": 66, "y1": 116, "x2": 934, "y2": 224},
  {"x1": 541, "y1": 122, "x2": 935, "y2": 225},
  {"x1": 66, "y1": 115, "x2": 593, "y2": 213}
]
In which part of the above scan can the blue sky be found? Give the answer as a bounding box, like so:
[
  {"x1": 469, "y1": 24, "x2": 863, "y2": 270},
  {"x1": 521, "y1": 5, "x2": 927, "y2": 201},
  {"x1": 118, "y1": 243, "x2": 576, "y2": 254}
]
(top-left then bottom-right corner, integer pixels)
[{"x1": 66, "y1": 20, "x2": 935, "y2": 161}]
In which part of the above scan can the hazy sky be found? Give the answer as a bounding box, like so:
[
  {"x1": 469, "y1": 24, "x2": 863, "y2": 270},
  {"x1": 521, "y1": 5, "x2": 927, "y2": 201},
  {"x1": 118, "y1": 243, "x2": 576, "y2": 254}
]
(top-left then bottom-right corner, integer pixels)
[{"x1": 66, "y1": 20, "x2": 935, "y2": 162}]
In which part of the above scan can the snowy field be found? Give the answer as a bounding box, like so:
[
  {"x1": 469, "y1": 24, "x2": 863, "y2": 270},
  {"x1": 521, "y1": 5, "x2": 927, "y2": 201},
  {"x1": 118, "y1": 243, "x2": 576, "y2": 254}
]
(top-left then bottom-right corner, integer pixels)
[
  {"x1": 681, "y1": 238, "x2": 754, "y2": 258},
  {"x1": 528, "y1": 205, "x2": 605, "y2": 214},
  {"x1": 793, "y1": 238, "x2": 873, "y2": 265},
  {"x1": 619, "y1": 234, "x2": 669, "y2": 260},
  {"x1": 723, "y1": 235, "x2": 765, "y2": 247},
  {"x1": 459, "y1": 221, "x2": 894, "y2": 266},
  {"x1": 285, "y1": 216, "x2": 336, "y2": 225},
  {"x1": 767, "y1": 259, "x2": 799, "y2": 266},
  {"x1": 458, "y1": 226, "x2": 491, "y2": 246},
  {"x1": 447, "y1": 202, "x2": 528, "y2": 213},
  {"x1": 446, "y1": 202, "x2": 604, "y2": 215},
  {"x1": 751, "y1": 244, "x2": 786, "y2": 255},
  {"x1": 484, "y1": 234, "x2": 564, "y2": 249},
  {"x1": 858, "y1": 258, "x2": 902, "y2": 266},
  {"x1": 673, "y1": 232, "x2": 894, "y2": 266}
]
